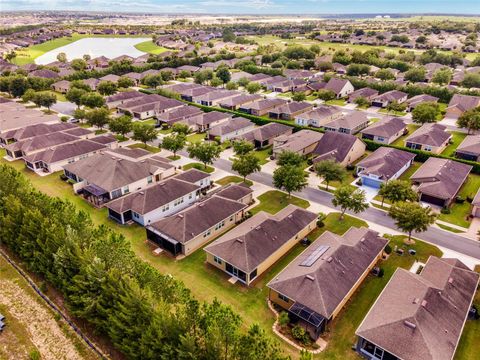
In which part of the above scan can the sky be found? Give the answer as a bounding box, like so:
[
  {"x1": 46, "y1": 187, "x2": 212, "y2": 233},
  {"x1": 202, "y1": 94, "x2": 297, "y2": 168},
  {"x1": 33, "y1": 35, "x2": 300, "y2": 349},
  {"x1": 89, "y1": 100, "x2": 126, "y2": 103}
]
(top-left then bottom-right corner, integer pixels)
[{"x1": 2, "y1": 0, "x2": 480, "y2": 15}]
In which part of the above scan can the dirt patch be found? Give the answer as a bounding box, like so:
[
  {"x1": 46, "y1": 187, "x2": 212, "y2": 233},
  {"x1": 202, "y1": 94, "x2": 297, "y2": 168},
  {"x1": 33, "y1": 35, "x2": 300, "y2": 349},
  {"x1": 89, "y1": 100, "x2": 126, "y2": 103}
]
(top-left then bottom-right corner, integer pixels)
[{"x1": 0, "y1": 280, "x2": 85, "y2": 360}]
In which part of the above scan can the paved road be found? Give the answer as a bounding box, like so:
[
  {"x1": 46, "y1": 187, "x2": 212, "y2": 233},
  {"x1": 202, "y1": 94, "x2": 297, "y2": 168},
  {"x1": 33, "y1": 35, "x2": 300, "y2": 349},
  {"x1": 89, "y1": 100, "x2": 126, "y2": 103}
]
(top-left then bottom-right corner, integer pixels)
[{"x1": 213, "y1": 157, "x2": 480, "y2": 260}]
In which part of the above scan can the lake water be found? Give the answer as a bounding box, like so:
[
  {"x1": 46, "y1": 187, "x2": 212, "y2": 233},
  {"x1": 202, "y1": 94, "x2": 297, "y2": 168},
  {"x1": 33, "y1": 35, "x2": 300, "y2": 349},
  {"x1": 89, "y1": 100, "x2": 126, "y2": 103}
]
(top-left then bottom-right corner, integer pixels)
[{"x1": 35, "y1": 37, "x2": 151, "y2": 65}]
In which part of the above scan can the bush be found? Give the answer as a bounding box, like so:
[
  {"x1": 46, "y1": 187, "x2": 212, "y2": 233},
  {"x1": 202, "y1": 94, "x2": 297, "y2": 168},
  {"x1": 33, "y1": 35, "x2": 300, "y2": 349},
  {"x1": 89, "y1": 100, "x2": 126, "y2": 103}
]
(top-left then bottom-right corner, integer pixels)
[
  {"x1": 378, "y1": 268, "x2": 385, "y2": 278},
  {"x1": 456, "y1": 196, "x2": 465, "y2": 204},
  {"x1": 60, "y1": 115, "x2": 69, "y2": 122},
  {"x1": 467, "y1": 196, "x2": 474, "y2": 203},
  {"x1": 278, "y1": 311, "x2": 290, "y2": 328},
  {"x1": 441, "y1": 207, "x2": 451, "y2": 214},
  {"x1": 291, "y1": 325, "x2": 310, "y2": 345},
  {"x1": 346, "y1": 164, "x2": 355, "y2": 171},
  {"x1": 316, "y1": 219, "x2": 325, "y2": 228},
  {"x1": 384, "y1": 244, "x2": 392, "y2": 254}
]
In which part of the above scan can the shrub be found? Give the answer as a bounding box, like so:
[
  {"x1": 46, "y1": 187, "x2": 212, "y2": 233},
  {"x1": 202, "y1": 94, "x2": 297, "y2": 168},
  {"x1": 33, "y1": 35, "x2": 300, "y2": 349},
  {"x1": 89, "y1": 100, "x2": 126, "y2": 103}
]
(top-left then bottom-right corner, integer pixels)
[
  {"x1": 60, "y1": 115, "x2": 69, "y2": 122},
  {"x1": 278, "y1": 311, "x2": 290, "y2": 328},
  {"x1": 291, "y1": 325, "x2": 310, "y2": 345},
  {"x1": 441, "y1": 207, "x2": 451, "y2": 214},
  {"x1": 346, "y1": 164, "x2": 355, "y2": 171},
  {"x1": 467, "y1": 196, "x2": 474, "y2": 203},
  {"x1": 456, "y1": 196, "x2": 465, "y2": 204},
  {"x1": 384, "y1": 244, "x2": 392, "y2": 254},
  {"x1": 378, "y1": 268, "x2": 385, "y2": 277}
]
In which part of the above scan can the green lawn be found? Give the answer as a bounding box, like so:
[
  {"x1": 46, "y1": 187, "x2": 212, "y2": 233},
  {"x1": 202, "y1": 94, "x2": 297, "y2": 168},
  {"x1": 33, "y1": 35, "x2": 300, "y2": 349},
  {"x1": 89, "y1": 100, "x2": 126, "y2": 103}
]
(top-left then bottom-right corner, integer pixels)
[
  {"x1": 250, "y1": 190, "x2": 310, "y2": 215},
  {"x1": 42, "y1": 90, "x2": 67, "y2": 102},
  {"x1": 398, "y1": 161, "x2": 421, "y2": 180},
  {"x1": 436, "y1": 223, "x2": 465, "y2": 234},
  {"x1": 187, "y1": 132, "x2": 206, "y2": 144},
  {"x1": 391, "y1": 124, "x2": 420, "y2": 147},
  {"x1": 441, "y1": 131, "x2": 467, "y2": 157},
  {"x1": 141, "y1": 118, "x2": 157, "y2": 127},
  {"x1": 254, "y1": 146, "x2": 273, "y2": 165},
  {"x1": 378, "y1": 108, "x2": 407, "y2": 117},
  {"x1": 134, "y1": 40, "x2": 168, "y2": 55},
  {"x1": 216, "y1": 175, "x2": 253, "y2": 187},
  {"x1": 320, "y1": 234, "x2": 443, "y2": 359},
  {"x1": 183, "y1": 162, "x2": 215, "y2": 173},
  {"x1": 438, "y1": 174, "x2": 480, "y2": 228},
  {"x1": 128, "y1": 143, "x2": 161, "y2": 153},
  {"x1": 321, "y1": 170, "x2": 357, "y2": 190},
  {"x1": 325, "y1": 99, "x2": 347, "y2": 106}
]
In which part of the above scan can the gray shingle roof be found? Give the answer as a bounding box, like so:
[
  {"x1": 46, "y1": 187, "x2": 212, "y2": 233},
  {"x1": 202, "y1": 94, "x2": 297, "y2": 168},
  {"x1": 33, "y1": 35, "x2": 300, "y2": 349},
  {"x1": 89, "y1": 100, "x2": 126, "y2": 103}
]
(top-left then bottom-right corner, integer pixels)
[
  {"x1": 361, "y1": 117, "x2": 406, "y2": 138},
  {"x1": 357, "y1": 147, "x2": 416, "y2": 180},
  {"x1": 406, "y1": 123, "x2": 451, "y2": 147}
]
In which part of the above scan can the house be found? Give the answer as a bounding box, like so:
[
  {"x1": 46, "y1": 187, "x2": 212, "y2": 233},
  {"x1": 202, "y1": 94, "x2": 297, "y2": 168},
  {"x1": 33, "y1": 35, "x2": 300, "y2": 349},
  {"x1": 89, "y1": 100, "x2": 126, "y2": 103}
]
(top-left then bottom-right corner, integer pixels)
[
  {"x1": 405, "y1": 123, "x2": 451, "y2": 154},
  {"x1": 356, "y1": 147, "x2": 416, "y2": 188},
  {"x1": 219, "y1": 94, "x2": 263, "y2": 111},
  {"x1": 356, "y1": 256, "x2": 479, "y2": 360},
  {"x1": 361, "y1": 117, "x2": 407, "y2": 144},
  {"x1": 28, "y1": 69, "x2": 60, "y2": 79},
  {"x1": 406, "y1": 94, "x2": 439, "y2": 112},
  {"x1": 324, "y1": 78, "x2": 354, "y2": 99},
  {"x1": 410, "y1": 157, "x2": 472, "y2": 207},
  {"x1": 4, "y1": 131, "x2": 79, "y2": 159},
  {"x1": 174, "y1": 169, "x2": 212, "y2": 191},
  {"x1": 348, "y1": 88, "x2": 379, "y2": 103},
  {"x1": 272, "y1": 130, "x2": 324, "y2": 158},
  {"x1": 268, "y1": 101, "x2": 313, "y2": 120},
  {"x1": 213, "y1": 184, "x2": 254, "y2": 205},
  {"x1": 208, "y1": 117, "x2": 255, "y2": 142},
  {"x1": 106, "y1": 177, "x2": 200, "y2": 225},
  {"x1": 23, "y1": 138, "x2": 110, "y2": 174},
  {"x1": 239, "y1": 98, "x2": 288, "y2": 117},
  {"x1": 186, "y1": 111, "x2": 232, "y2": 132},
  {"x1": 99, "y1": 74, "x2": 120, "y2": 83},
  {"x1": 117, "y1": 94, "x2": 184, "y2": 120},
  {"x1": 106, "y1": 91, "x2": 145, "y2": 109},
  {"x1": 294, "y1": 106, "x2": 343, "y2": 127},
  {"x1": 63, "y1": 153, "x2": 175, "y2": 206},
  {"x1": 323, "y1": 112, "x2": 369, "y2": 135},
  {"x1": 445, "y1": 94, "x2": 480, "y2": 118},
  {"x1": 0, "y1": 122, "x2": 76, "y2": 145},
  {"x1": 239, "y1": 123, "x2": 293, "y2": 149},
  {"x1": 205, "y1": 205, "x2": 317, "y2": 285},
  {"x1": 312, "y1": 131, "x2": 366, "y2": 166},
  {"x1": 83, "y1": 78, "x2": 101, "y2": 91},
  {"x1": 0, "y1": 102, "x2": 60, "y2": 133},
  {"x1": 123, "y1": 72, "x2": 143, "y2": 85},
  {"x1": 51, "y1": 80, "x2": 71, "y2": 93},
  {"x1": 268, "y1": 227, "x2": 388, "y2": 339},
  {"x1": 156, "y1": 105, "x2": 203, "y2": 126},
  {"x1": 371, "y1": 90, "x2": 408, "y2": 108},
  {"x1": 193, "y1": 90, "x2": 240, "y2": 107},
  {"x1": 455, "y1": 135, "x2": 480, "y2": 161},
  {"x1": 145, "y1": 195, "x2": 248, "y2": 257}
]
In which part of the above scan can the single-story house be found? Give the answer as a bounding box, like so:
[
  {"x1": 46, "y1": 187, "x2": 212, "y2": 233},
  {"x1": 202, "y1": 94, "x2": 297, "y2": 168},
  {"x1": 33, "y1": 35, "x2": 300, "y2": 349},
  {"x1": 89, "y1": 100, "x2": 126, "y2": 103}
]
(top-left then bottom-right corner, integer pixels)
[
  {"x1": 410, "y1": 157, "x2": 472, "y2": 207},
  {"x1": 123, "y1": 72, "x2": 143, "y2": 85},
  {"x1": 272, "y1": 130, "x2": 324, "y2": 158},
  {"x1": 106, "y1": 177, "x2": 200, "y2": 225},
  {"x1": 356, "y1": 147, "x2": 416, "y2": 188},
  {"x1": 455, "y1": 135, "x2": 480, "y2": 162},
  {"x1": 51, "y1": 80, "x2": 71, "y2": 93},
  {"x1": 186, "y1": 111, "x2": 232, "y2": 132},
  {"x1": 324, "y1": 78, "x2": 354, "y2": 98},
  {"x1": 156, "y1": 105, "x2": 203, "y2": 126},
  {"x1": 174, "y1": 168, "x2": 212, "y2": 191},
  {"x1": 146, "y1": 195, "x2": 248, "y2": 257},
  {"x1": 106, "y1": 91, "x2": 145, "y2": 109},
  {"x1": 83, "y1": 78, "x2": 101, "y2": 91},
  {"x1": 268, "y1": 101, "x2": 313, "y2": 121},
  {"x1": 406, "y1": 94, "x2": 439, "y2": 112},
  {"x1": 239, "y1": 98, "x2": 288, "y2": 117},
  {"x1": 294, "y1": 106, "x2": 343, "y2": 128},
  {"x1": 323, "y1": 112, "x2": 369, "y2": 135},
  {"x1": 445, "y1": 94, "x2": 480, "y2": 119},
  {"x1": 63, "y1": 153, "x2": 175, "y2": 206},
  {"x1": 361, "y1": 117, "x2": 407, "y2": 144},
  {"x1": 405, "y1": 123, "x2": 451, "y2": 154},
  {"x1": 0, "y1": 122, "x2": 76, "y2": 145},
  {"x1": 371, "y1": 90, "x2": 408, "y2": 108},
  {"x1": 239, "y1": 123, "x2": 293, "y2": 149},
  {"x1": 213, "y1": 184, "x2": 254, "y2": 205},
  {"x1": 5, "y1": 131, "x2": 79, "y2": 159},
  {"x1": 348, "y1": 87, "x2": 379, "y2": 103},
  {"x1": 219, "y1": 94, "x2": 263, "y2": 111},
  {"x1": 356, "y1": 256, "x2": 479, "y2": 360},
  {"x1": 471, "y1": 188, "x2": 480, "y2": 217},
  {"x1": 208, "y1": 117, "x2": 255, "y2": 142},
  {"x1": 194, "y1": 90, "x2": 240, "y2": 107},
  {"x1": 312, "y1": 131, "x2": 366, "y2": 167},
  {"x1": 205, "y1": 205, "x2": 317, "y2": 285},
  {"x1": 99, "y1": 74, "x2": 120, "y2": 83},
  {"x1": 268, "y1": 227, "x2": 388, "y2": 339}
]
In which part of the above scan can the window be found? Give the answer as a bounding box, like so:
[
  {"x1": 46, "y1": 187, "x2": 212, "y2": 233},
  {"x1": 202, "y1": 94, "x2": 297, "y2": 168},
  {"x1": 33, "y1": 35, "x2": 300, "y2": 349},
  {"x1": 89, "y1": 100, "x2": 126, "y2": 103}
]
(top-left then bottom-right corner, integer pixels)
[
  {"x1": 189, "y1": 193, "x2": 193, "y2": 199},
  {"x1": 278, "y1": 294, "x2": 290, "y2": 303},
  {"x1": 162, "y1": 204, "x2": 170, "y2": 212},
  {"x1": 132, "y1": 212, "x2": 139, "y2": 219},
  {"x1": 250, "y1": 268, "x2": 257, "y2": 280},
  {"x1": 111, "y1": 189, "x2": 122, "y2": 199},
  {"x1": 214, "y1": 256, "x2": 222, "y2": 265},
  {"x1": 424, "y1": 146, "x2": 432, "y2": 152},
  {"x1": 147, "y1": 176, "x2": 153, "y2": 184},
  {"x1": 203, "y1": 230, "x2": 211, "y2": 238},
  {"x1": 377, "y1": 136, "x2": 385, "y2": 142},
  {"x1": 123, "y1": 185, "x2": 129, "y2": 194},
  {"x1": 374, "y1": 347, "x2": 384, "y2": 359}
]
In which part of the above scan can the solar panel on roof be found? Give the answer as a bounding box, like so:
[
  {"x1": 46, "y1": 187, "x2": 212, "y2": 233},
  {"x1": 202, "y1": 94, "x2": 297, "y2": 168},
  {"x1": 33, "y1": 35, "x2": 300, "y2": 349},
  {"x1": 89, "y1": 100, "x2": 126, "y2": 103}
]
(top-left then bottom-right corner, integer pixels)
[{"x1": 300, "y1": 245, "x2": 330, "y2": 267}]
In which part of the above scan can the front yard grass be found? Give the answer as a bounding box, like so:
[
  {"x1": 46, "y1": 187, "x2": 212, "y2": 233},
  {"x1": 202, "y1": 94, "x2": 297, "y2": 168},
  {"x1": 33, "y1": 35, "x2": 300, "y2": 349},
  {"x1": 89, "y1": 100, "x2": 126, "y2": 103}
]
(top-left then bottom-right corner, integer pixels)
[
  {"x1": 378, "y1": 108, "x2": 407, "y2": 117},
  {"x1": 141, "y1": 118, "x2": 157, "y2": 127},
  {"x1": 254, "y1": 146, "x2": 273, "y2": 165},
  {"x1": 128, "y1": 143, "x2": 161, "y2": 153},
  {"x1": 186, "y1": 132, "x2": 206, "y2": 144},
  {"x1": 215, "y1": 175, "x2": 253, "y2": 187},
  {"x1": 441, "y1": 131, "x2": 467, "y2": 157},
  {"x1": 325, "y1": 99, "x2": 347, "y2": 106},
  {"x1": 182, "y1": 162, "x2": 215, "y2": 173},
  {"x1": 250, "y1": 190, "x2": 310, "y2": 215}
]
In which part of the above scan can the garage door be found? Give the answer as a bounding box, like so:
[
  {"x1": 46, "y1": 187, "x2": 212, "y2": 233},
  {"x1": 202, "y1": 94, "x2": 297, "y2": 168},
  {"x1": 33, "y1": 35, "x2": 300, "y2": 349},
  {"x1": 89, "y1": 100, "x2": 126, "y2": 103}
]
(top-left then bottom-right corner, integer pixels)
[
  {"x1": 420, "y1": 194, "x2": 446, "y2": 207},
  {"x1": 362, "y1": 177, "x2": 382, "y2": 189}
]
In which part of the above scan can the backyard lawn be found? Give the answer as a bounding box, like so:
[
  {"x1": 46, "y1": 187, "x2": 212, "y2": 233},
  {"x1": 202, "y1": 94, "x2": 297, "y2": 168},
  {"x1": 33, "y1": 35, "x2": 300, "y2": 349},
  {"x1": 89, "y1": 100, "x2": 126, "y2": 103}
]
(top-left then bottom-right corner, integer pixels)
[
  {"x1": 391, "y1": 124, "x2": 420, "y2": 147},
  {"x1": 215, "y1": 175, "x2": 253, "y2": 187},
  {"x1": 182, "y1": 162, "x2": 215, "y2": 173},
  {"x1": 441, "y1": 131, "x2": 467, "y2": 157},
  {"x1": 250, "y1": 190, "x2": 310, "y2": 215},
  {"x1": 128, "y1": 143, "x2": 161, "y2": 153},
  {"x1": 141, "y1": 118, "x2": 157, "y2": 127},
  {"x1": 398, "y1": 161, "x2": 421, "y2": 180},
  {"x1": 134, "y1": 40, "x2": 168, "y2": 55},
  {"x1": 187, "y1": 132, "x2": 206, "y2": 144},
  {"x1": 254, "y1": 145, "x2": 273, "y2": 165},
  {"x1": 325, "y1": 99, "x2": 347, "y2": 106}
]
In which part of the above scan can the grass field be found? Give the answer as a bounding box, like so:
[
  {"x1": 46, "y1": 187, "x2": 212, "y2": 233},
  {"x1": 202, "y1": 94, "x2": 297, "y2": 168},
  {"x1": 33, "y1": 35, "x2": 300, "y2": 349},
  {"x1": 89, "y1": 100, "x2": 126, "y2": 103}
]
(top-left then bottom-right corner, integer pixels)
[
  {"x1": 215, "y1": 175, "x2": 253, "y2": 187},
  {"x1": 11, "y1": 34, "x2": 153, "y2": 65},
  {"x1": 254, "y1": 145, "x2": 273, "y2": 165},
  {"x1": 127, "y1": 143, "x2": 161, "y2": 153},
  {"x1": 183, "y1": 162, "x2": 215, "y2": 173},
  {"x1": 250, "y1": 190, "x2": 310, "y2": 215},
  {"x1": 441, "y1": 131, "x2": 467, "y2": 157},
  {"x1": 134, "y1": 40, "x2": 168, "y2": 55},
  {"x1": 391, "y1": 124, "x2": 420, "y2": 147}
]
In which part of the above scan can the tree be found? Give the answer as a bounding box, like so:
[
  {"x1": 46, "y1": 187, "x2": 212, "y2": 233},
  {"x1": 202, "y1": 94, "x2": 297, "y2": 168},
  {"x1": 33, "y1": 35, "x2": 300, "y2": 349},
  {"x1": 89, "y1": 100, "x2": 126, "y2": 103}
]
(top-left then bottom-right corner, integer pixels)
[
  {"x1": 117, "y1": 77, "x2": 134, "y2": 88},
  {"x1": 378, "y1": 180, "x2": 417, "y2": 206},
  {"x1": 389, "y1": 202, "x2": 436, "y2": 242},
  {"x1": 21, "y1": 88, "x2": 35, "y2": 103},
  {"x1": 233, "y1": 139, "x2": 254, "y2": 156},
  {"x1": 109, "y1": 115, "x2": 132, "y2": 140},
  {"x1": 34, "y1": 92, "x2": 56, "y2": 110},
  {"x1": 314, "y1": 160, "x2": 346, "y2": 191},
  {"x1": 331, "y1": 185, "x2": 369, "y2": 220},
  {"x1": 71, "y1": 58, "x2": 87, "y2": 71},
  {"x1": 222, "y1": 28, "x2": 236, "y2": 42},
  {"x1": 8, "y1": 76, "x2": 29, "y2": 97},
  {"x1": 273, "y1": 165, "x2": 308, "y2": 198},
  {"x1": 292, "y1": 92, "x2": 306, "y2": 102},
  {"x1": 375, "y1": 69, "x2": 395, "y2": 80},
  {"x1": 431, "y1": 68, "x2": 452, "y2": 85},
  {"x1": 404, "y1": 67, "x2": 426, "y2": 83},
  {"x1": 246, "y1": 82, "x2": 261, "y2": 94},
  {"x1": 276, "y1": 151, "x2": 304, "y2": 167},
  {"x1": 231, "y1": 153, "x2": 261, "y2": 182},
  {"x1": 132, "y1": 123, "x2": 158, "y2": 148},
  {"x1": 142, "y1": 74, "x2": 164, "y2": 88},
  {"x1": 85, "y1": 108, "x2": 110, "y2": 129},
  {"x1": 187, "y1": 141, "x2": 221, "y2": 169},
  {"x1": 386, "y1": 100, "x2": 407, "y2": 113},
  {"x1": 73, "y1": 108, "x2": 86, "y2": 122},
  {"x1": 237, "y1": 77, "x2": 250, "y2": 87},
  {"x1": 66, "y1": 87, "x2": 87, "y2": 108},
  {"x1": 171, "y1": 122, "x2": 190, "y2": 135},
  {"x1": 412, "y1": 102, "x2": 440, "y2": 124},
  {"x1": 461, "y1": 73, "x2": 480, "y2": 88},
  {"x1": 225, "y1": 81, "x2": 238, "y2": 90},
  {"x1": 216, "y1": 67, "x2": 231, "y2": 85},
  {"x1": 161, "y1": 133, "x2": 186, "y2": 157},
  {"x1": 210, "y1": 77, "x2": 223, "y2": 87},
  {"x1": 57, "y1": 52, "x2": 67, "y2": 63},
  {"x1": 80, "y1": 92, "x2": 105, "y2": 108},
  {"x1": 97, "y1": 81, "x2": 118, "y2": 96},
  {"x1": 317, "y1": 89, "x2": 336, "y2": 101},
  {"x1": 354, "y1": 96, "x2": 371, "y2": 108},
  {"x1": 457, "y1": 107, "x2": 480, "y2": 134}
]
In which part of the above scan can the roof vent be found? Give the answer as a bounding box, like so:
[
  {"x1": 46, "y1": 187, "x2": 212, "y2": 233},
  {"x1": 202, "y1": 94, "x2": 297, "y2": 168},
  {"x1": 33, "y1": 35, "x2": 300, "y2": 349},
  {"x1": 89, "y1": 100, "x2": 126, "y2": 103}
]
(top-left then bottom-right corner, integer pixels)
[
  {"x1": 448, "y1": 277, "x2": 454, "y2": 284},
  {"x1": 326, "y1": 256, "x2": 333, "y2": 263},
  {"x1": 255, "y1": 226, "x2": 261, "y2": 230},
  {"x1": 413, "y1": 298, "x2": 419, "y2": 304},
  {"x1": 199, "y1": 203, "x2": 205, "y2": 207},
  {"x1": 360, "y1": 237, "x2": 365, "y2": 243},
  {"x1": 236, "y1": 238, "x2": 244, "y2": 243},
  {"x1": 421, "y1": 300, "x2": 428, "y2": 307},
  {"x1": 178, "y1": 214, "x2": 184, "y2": 218},
  {"x1": 404, "y1": 320, "x2": 416, "y2": 330},
  {"x1": 306, "y1": 275, "x2": 315, "y2": 281},
  {"x1": 139, "y1": 192, "x2": 145, "y2": 195}
]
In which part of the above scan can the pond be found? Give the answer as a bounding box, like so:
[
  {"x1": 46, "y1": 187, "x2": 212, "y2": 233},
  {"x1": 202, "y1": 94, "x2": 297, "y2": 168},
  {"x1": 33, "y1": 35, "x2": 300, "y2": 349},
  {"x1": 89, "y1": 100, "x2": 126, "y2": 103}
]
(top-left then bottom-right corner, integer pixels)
[{"x1": 35, "y1": 37, "x2": 151, "y2": 65}]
